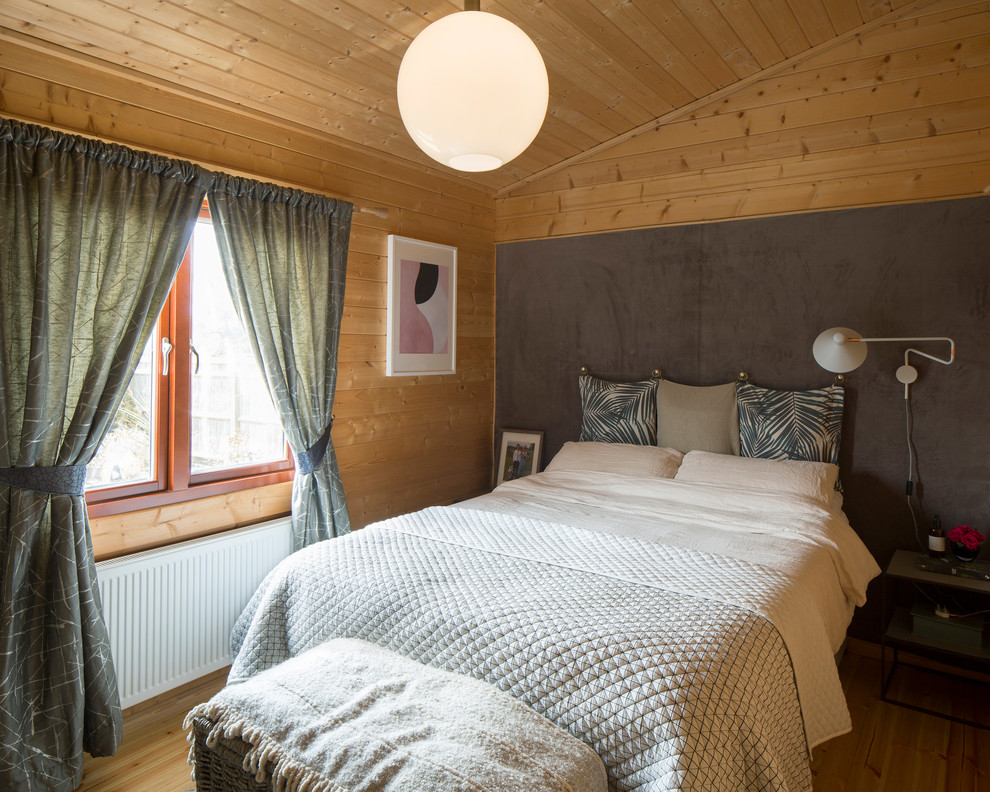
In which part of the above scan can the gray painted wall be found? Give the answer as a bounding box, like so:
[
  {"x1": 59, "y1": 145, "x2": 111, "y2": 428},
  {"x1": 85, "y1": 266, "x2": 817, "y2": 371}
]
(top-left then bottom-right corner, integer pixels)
[{"x1": 495, "y1": 196, "x2": 990, "y2": 640}]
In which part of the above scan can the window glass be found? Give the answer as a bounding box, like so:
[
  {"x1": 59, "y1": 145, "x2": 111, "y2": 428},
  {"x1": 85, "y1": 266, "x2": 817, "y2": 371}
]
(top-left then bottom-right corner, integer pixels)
[
  {"x1": 189, "y1": 221, "x2": 286, "y2": 473},
  {"x1": 86, "y1": 342, "x2": 155, "y2": 489},
  {"x1": 84, "y1": 203, "x2": 292, "y2": 508}
]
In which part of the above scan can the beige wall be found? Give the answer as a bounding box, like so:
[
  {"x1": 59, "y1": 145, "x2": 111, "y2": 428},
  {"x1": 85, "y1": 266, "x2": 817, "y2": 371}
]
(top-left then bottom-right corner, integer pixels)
[
  {"x1": 495, "y1": 0, "x2": 990, "y2": 241},
  {"x1": 0, "y1": 38, "x2": 495, "y2": 558}
]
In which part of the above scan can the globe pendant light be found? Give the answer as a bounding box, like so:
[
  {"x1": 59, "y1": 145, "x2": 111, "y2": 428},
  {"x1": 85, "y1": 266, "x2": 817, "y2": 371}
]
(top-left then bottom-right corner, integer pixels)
[{"x1": 397, "y1": 3, "x2": 549, "y2": 172}]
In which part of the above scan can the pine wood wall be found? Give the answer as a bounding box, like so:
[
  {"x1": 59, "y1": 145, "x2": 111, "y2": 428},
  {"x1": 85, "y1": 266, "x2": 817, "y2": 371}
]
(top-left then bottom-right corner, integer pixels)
[
  {"x1": 495, "y1": 0, "x2": 990, "y2": 242},
  {"x1": 0, "y1": 38, "x2": 496, "y2": 558}
]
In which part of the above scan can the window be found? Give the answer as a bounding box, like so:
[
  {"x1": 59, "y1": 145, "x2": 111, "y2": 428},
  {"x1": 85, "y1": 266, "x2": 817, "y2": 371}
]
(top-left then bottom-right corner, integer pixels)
[{"x1": 86, "y1": 202, "x2": 293, "y2": 516}]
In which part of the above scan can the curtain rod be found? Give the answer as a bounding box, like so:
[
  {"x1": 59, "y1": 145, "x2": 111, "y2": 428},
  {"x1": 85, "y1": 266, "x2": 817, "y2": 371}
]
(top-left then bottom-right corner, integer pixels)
[
  {"x1": 357, "y1": 205, "x2": 390, "y2": 219},
  {"x1": 2, "y1": 113, "x2": 390, "y2": 220}
]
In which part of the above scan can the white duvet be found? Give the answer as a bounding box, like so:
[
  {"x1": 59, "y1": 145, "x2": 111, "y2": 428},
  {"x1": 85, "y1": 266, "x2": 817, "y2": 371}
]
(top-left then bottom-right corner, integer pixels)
[{"x1": 467, "y1": 470, "x2": 880, "y2": 658}]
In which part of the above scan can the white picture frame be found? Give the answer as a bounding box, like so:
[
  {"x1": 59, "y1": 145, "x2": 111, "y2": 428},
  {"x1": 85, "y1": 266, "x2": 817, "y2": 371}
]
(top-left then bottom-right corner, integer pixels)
[{"x1": 386, "y1": 235, "x2": 457, "y2": 376}]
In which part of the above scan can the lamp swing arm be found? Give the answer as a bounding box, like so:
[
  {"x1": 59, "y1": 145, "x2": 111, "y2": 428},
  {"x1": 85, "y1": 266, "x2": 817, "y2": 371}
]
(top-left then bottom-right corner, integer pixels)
[
  {"x1": 843, "y1": 334, "x2": 957, "y2": 367},
  {"x1": 901, "y1": 341, "x2": 956, "y2": 368},
  {"x1": 822, "y1": 331, "x2": 956, "y2": 399}
]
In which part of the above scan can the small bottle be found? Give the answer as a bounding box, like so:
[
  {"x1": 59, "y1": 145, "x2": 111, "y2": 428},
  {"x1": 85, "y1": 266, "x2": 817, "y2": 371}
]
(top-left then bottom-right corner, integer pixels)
[{"x1": 928, "y1": 513, "x2": 946, "y2": 558}]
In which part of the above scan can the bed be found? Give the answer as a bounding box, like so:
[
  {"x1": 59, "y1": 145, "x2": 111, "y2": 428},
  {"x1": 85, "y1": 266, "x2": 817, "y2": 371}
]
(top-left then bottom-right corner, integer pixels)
[{"x1": 229, "y1": 442, "x2": 880, "y2": 792}]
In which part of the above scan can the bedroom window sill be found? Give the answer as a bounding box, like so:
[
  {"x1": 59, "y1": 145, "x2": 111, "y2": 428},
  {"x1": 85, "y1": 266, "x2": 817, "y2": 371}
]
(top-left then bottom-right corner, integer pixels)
[
  {"x1": 88, "y1": 474, "x2": 294, "y2": 562},
  {"x1": 86, "y1": 469, "x2": 293, "y2": 519}
]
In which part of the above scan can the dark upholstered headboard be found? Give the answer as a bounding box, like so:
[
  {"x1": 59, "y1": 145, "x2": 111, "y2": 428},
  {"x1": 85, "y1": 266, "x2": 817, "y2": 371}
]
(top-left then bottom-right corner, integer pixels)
[{"x1": 495, "y1": 196, "x2": 990, "y2": 641}]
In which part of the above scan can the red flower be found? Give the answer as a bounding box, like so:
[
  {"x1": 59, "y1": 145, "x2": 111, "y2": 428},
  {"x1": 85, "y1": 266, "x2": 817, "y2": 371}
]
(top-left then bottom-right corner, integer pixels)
[{"x1": 948, "y1": 525, "x2": 984, "y2": 550}]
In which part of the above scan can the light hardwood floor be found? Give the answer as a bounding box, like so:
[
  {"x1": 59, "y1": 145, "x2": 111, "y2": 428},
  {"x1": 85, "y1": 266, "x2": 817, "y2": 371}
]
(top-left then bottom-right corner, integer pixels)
[
  {"x1": 77, "y1": 649, "x2": 989, "y2": 792},
  {"x1": 78, "y1": 667, "x2": 228, "y2": 792}
]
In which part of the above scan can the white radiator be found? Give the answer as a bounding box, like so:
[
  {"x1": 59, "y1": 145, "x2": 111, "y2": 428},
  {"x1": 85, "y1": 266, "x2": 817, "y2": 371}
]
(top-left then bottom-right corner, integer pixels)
[{"x1": 95, "y1": 517, "x2": 294, "y2": 709}]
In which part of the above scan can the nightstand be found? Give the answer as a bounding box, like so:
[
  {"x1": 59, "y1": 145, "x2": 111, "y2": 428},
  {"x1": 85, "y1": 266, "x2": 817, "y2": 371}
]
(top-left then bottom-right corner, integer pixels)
[{"x1": 881, "y1": 549, "x2": 990, "y2": 728}]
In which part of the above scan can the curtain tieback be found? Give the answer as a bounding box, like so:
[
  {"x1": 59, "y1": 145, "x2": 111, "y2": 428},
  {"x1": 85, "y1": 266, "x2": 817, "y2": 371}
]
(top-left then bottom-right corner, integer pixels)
[
  {"x1": 294, "y1": 419, "x2": 334, "y2": 475},
  {"x1": 0, "y1": 465, "x2": 87, "y2": 496}
]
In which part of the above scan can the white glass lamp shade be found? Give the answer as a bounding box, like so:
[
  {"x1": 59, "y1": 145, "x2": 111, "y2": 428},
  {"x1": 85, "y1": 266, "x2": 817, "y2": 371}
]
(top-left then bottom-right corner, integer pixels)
[
  {"x1": 813, "y1": 327, "x2": 868, "y2": 373},
  {"x1": 397, "y1": 11, "x2": 549, "y2": 172}
]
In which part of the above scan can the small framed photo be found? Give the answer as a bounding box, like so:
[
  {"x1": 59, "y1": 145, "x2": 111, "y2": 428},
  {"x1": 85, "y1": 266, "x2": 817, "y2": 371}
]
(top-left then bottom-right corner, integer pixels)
[
  {"x1": 495, "y1": 429, "x2": 545, "y2": 487},
  {"x1": 386, "y1": 235, "x2": 457, "y2": 376}
]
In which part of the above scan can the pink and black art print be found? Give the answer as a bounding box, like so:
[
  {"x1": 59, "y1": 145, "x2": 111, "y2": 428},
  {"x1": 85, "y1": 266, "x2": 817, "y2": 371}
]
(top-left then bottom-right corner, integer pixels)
[
  {"x1": 386, "y1": 235, "x2": 457, "y2": 376},
  {"x1": 399, "y1": 259, "x2": 450, "y2": 355}
]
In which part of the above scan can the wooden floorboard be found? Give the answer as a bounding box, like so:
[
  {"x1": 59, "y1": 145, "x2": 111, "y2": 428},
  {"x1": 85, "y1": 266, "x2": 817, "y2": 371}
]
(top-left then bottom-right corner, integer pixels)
[
  {"x1": 811, "y1": 651, "x2": 990, "y2": 790},
  {"x1": 77, "y1": 650, "x2": 990, "y2": 791},
  {"x1": 78, "y1": 667, "x2": 229, "y2": 792}
]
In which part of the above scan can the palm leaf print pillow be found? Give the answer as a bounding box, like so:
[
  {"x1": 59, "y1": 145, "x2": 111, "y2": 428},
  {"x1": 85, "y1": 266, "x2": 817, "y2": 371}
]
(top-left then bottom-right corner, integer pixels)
[
  {"x1": 736, "y1": 381, "x2": 844, "y2": 464},
  {"x1": 578, "y1": 374, "x2": 658, "y2": 446}
]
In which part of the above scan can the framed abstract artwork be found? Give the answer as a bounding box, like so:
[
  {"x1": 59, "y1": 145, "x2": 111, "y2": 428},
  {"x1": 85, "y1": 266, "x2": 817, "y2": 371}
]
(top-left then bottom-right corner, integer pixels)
[{"x1": 386, "y1": 235, "x2": 457, "y2": 376}]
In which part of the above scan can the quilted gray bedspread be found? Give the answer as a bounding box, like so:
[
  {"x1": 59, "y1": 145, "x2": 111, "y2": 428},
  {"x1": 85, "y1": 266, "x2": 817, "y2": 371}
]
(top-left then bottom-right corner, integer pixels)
[{"x1": 230, "y1": 505, "x2": 843, "y2": 792}]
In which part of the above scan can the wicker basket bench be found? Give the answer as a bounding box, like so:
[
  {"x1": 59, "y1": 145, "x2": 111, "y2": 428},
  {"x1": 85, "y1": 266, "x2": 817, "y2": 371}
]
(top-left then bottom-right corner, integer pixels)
[
  {"x1": 186, "y1": 638, "x2": 607, "y2": 792},
  {"x1": 190, "y1": 716, "x2": 271, "y2": 792}
]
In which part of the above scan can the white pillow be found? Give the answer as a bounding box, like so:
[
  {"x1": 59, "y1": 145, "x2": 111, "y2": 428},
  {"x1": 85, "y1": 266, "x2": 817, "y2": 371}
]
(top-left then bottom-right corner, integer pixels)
[
  {"x1": 673, "y1": 450, "x2": 839, "y2": 505},
  {"x1": 546, "y1": 441, "x2": 684, "y2": 479}
]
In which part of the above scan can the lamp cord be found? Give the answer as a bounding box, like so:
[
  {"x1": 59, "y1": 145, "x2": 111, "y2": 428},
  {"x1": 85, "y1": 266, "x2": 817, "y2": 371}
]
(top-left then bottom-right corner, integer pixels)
[
  {"x1": 905, "y1": 396, "x2": 925, "y2": 551},
  {"x1": 913, "y1": 583, "x2": 990, "y2": 619}
]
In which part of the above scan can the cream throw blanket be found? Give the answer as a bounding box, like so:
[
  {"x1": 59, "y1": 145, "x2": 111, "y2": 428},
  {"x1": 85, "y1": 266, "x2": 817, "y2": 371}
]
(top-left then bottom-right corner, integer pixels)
[{"x1": 186, "y1": 638, "x2": 607, "y2": 792}]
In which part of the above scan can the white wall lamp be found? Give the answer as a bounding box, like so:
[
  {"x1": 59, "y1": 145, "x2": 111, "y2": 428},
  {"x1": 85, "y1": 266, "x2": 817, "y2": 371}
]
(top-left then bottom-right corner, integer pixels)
[
  {"x1": 812, "y1": 327, "x2": 956, "y2": 398},
  {"x1": 396, "y1": 0, "x2": 549, "y2": 172},
  {"x1": 815, "y1": 327, "x2": 957, "y2": 549}
]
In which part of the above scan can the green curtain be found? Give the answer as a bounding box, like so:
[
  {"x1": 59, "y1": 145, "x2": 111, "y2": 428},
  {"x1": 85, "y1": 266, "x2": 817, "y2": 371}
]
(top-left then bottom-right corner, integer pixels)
[
  {"x1": 0, "y1": 118, "x2": 210, "y2": 791},
  {"x1": 208, "y1": 175, "x2": 352, "y2": 548}
]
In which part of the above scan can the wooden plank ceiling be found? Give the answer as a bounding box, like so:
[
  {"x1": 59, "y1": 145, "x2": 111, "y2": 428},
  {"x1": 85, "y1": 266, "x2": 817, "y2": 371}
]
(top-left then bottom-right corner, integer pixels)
[{"x1": 0, "y1": 0, "x2": 926, "y2": 194}]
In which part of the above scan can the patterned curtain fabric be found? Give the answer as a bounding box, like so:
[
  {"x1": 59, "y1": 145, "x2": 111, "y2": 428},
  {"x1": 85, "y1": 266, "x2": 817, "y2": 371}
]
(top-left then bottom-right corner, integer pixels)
[
  {"x1": 0, "y1": 118, "x2": 210, "y2": 791},
  {"x1": 207, "y1": 175, "x2": 352, "y2": 549}
]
